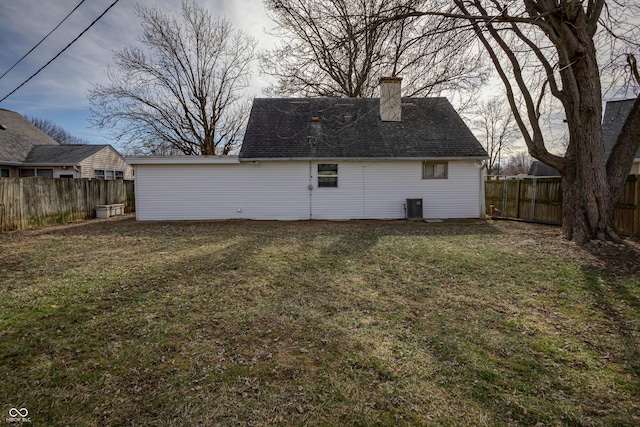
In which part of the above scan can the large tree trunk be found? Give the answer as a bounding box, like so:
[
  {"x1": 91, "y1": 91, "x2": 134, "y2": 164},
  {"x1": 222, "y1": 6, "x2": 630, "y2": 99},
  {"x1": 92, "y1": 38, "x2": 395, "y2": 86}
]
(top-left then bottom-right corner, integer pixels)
[
  {"x1": 556, "y1": 10, "x2": 617, "y2": 244},
  {"x1": 561, "y1": 143, "x2": 616, "y2": 244}
]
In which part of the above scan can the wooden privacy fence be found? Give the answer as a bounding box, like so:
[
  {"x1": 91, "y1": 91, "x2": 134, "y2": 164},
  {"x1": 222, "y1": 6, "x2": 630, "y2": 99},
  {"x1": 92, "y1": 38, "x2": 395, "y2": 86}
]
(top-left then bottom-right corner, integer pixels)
[
  {"x1": 0, "y1": 178, "x2": 135, "y2": 231},
  {"x1": 485, "y1": 175, "x2": 640, "y2": 237}
]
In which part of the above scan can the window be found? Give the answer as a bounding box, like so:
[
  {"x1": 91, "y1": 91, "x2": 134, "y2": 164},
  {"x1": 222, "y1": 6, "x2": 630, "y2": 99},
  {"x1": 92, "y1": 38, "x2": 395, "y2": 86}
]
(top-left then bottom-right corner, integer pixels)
[
  {"x1": 94, "y1": 169, "x2": 124, "y2": 180},
  {"x1": 422, "y1": 161, "x2": 448, "y2": 179},
  {"x1": 318, "y1": 164, "x2": 338, "y2": 188},
  {"x1": 19, "y1": 168, "x2": 53, "y2": 178},
  {"x1": 1, "y1": 168, "x2": 9, "y2": 178}
]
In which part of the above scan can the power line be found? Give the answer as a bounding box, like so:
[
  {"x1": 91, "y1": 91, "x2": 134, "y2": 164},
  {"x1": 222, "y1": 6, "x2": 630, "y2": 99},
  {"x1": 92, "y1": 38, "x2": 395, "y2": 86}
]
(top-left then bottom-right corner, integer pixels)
[
  {"x1": 0, "y1": 0, "x2": 87, "y2": 81},
  {"x1": 0, "y1": 0, "x2": 121, "y2": 104}
]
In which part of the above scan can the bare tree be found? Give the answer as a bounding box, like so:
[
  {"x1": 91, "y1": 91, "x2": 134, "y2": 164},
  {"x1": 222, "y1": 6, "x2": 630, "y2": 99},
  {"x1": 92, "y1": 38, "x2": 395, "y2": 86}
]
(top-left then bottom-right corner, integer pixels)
[
  {"x1": 502, "y1": 151, "x2": 533, "y2": 176},
  {"x1": 89, "y1": 1, "x2": 256, "y2": 155},
  {"x1": 472, "y1": 96, "x2": 519, "y2": 175},
  {"x1": 382, "y1": 1, "x2": 640, "y2": 243},
  {"x1": 261, "y1": 0, "x2": 488, "y2": 98},
  {"x1": 28, "y1": 116, "x2": 88, "y2": 145}
]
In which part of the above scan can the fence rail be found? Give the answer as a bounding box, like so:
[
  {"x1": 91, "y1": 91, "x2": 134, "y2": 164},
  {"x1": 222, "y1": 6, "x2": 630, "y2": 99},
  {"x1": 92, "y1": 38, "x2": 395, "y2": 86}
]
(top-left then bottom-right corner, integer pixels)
[
  {"x1": 0, "y1": 178, "x2": 135, "y2": 231},
  {"x1": 485, "y1": 175, "x2": 640, "y2": 237}
]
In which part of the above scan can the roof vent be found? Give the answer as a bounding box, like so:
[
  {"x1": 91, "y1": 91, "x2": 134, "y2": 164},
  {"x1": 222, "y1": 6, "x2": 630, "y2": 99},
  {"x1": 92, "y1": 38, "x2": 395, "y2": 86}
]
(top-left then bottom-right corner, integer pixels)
[{"x1": 0, "y1": 123, "x2": 6, "y2": 130}]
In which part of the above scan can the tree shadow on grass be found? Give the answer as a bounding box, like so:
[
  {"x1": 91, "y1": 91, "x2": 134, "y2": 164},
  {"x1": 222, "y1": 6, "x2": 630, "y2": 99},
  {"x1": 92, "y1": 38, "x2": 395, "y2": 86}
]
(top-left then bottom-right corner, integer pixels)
[
  {"x1": 581, "y1": 266, "x2": 640, "y2": 378},
  {"x1": 23, "y1": 217, "x2": 503, "y2": 239},
  {"x1": 1, "y1": 217, "x2": 509, "y2": 425}
]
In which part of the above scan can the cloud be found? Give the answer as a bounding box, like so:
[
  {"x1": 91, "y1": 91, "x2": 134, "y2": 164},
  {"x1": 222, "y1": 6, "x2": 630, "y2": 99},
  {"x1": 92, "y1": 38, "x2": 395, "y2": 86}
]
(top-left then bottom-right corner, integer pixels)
[{"x1": 0, "y1": 0, "x2": 275, "y2": 149}]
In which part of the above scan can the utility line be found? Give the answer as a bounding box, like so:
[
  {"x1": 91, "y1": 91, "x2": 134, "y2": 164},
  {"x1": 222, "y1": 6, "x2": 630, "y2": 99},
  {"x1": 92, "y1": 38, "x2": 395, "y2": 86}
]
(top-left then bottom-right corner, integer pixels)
[
  {"x1": 0, "y1": 0, "x2": 87, "y2": 81},
  {"x1": 0, "y1": 0, "x2": 121, "y2": 104}
]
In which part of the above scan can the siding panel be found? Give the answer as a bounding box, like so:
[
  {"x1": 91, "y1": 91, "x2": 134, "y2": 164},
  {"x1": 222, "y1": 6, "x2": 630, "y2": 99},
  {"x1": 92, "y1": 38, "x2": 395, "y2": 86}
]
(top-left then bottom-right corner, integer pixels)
[
  {"x1": 310, "y1": 161, "x2": 482, "y2": 219},
  {"x1": 78, "y1": 146, "x2": 133, "y2": 179},
  {"x1": 135, "y1": 162, "x2": 310, "y2": 220},
  {"x1": 134, "y1": 160, "x2": 483, "y2": 220}
]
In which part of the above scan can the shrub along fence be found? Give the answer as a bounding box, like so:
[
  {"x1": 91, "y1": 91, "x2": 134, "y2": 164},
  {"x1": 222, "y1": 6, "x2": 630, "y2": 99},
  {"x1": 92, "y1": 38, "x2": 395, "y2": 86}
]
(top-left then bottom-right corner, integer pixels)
[
  {"x1": 0, "y1": 178, "x2": 135, "y2": 231},
  {"x1": 485, "y1": 175, "x2": 640, "y2": 237}
]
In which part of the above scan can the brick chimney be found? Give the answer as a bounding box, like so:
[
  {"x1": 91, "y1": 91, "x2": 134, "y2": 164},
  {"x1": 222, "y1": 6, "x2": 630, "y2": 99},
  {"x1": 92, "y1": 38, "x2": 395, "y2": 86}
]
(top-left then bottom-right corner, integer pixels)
[{"x1": 379, "y1": 77, "x2": 402, "y2": 122}]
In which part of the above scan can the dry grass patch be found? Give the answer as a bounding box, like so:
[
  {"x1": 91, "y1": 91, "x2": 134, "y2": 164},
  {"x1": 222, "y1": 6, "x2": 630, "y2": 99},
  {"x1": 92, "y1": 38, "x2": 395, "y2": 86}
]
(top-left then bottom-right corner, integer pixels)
[{"x1": 1, "y1": 217, "x2": 639, "y2": 426}]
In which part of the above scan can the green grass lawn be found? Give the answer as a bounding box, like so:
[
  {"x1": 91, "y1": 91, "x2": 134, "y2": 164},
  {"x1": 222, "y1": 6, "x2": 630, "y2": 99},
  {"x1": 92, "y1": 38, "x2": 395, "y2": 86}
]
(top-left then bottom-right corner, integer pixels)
[{"x1": 1, "y1": 218, "x2": 639, "y2": 426}]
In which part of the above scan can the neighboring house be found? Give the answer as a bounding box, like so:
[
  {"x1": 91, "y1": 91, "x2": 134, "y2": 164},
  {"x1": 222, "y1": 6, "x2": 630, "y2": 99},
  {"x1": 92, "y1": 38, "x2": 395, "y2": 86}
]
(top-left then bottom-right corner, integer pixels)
[
  {"x1": 127, "y1": 77, "x2": 489, "y2": 221},
  {"x1": 602, "y1": 98, "x2": 639, "y2": 174},
  {"x1": 528, "y1": 161, "x2": 560, "y2": 177},
  {"x1": 0, "y1": 109, "x2": 132, "y2": 179},
  {"x1": 21, "y1": 144, "x2": 133, "y2": 179},
  {"x1": 0, "y1": 109, "x2": 57, "y2": 178},
  {"x1": 527, "y1": 98, "x2": 638, "y2": 177}
]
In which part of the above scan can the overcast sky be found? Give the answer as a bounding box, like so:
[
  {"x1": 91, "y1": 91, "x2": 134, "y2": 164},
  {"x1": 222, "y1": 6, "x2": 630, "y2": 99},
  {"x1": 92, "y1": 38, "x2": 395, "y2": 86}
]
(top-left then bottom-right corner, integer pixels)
[{"x1": 0, "y1": 0, "x2": 277, "y2": 149}]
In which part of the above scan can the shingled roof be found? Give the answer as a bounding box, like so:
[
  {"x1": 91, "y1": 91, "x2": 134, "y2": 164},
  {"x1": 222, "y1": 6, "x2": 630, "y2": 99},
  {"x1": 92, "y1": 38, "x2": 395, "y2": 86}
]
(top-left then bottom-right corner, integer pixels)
[
  {"x1": 0, "y1": 109, "x2": 58, "y2": 165},
  {"x1": 25, "y1": 144, "x2": 109, "y2": 165},
  {"x1": 602, "y1": 98, "x2": 639, "y2": 159},
  {"x1": 240, "y1": 97, "x2": 488, "y2": 160}
]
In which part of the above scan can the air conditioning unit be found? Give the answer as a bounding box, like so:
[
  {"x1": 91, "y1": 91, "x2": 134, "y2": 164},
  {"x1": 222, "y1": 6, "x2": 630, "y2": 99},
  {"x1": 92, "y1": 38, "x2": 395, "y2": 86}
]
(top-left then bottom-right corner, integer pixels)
[{"x1": 405, "y1": 198, "x2": 423, "y2": 219}]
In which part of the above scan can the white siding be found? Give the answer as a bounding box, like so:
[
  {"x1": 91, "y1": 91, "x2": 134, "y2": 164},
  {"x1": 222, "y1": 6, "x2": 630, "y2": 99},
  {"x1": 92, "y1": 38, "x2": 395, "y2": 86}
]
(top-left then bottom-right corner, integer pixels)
[
  {"x1": 310, "y1": 160, "x2": 482, "y2": 219},
  {"x1": 134, "y1": 160, "x2": 484, "y2": 220},
  {"x1": 53, "y1": 167, "x2": 79, "y2": 178},
  {"x1": 135, "y1": 162, "x2": 311, "y2": 221},
  {"x1": 78, "y1": 146, "x2": 133, "y2": 179}
]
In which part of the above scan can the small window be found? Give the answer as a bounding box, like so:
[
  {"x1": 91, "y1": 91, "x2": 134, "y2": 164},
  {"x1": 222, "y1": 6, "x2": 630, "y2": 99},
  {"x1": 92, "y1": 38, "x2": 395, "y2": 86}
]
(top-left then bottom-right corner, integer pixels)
[
  {"x1": 37, "y1": 169, "x2": 53, "y2": 178},
  {"x1": 19, "y1": 168, "x2": 53, "y2": 177},
  {"x1": 1, "y1": 168, "x2": 9, "y2": 178},
  {"x1": 95, "y1": 169, "x2": 124, "y2": 180},
  {"x1": 59, "y1": 174, "x2": 74, "y2": 179},
  {"x1": 423, "y1": 161, "x2": 448, "y2": 179},
  {"x1": 318, "y1": 164, "x2": 338, "y2": 188}
]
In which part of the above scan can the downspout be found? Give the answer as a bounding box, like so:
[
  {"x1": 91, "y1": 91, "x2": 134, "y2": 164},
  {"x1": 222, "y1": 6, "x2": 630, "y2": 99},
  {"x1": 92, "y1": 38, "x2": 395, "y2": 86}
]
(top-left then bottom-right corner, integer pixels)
[
  {"x1": 308, "y1": 161, "x2": 313, "y2": 219},
  {"x1": 362, "y1": 165, "x2": 366, "y2": 218},
  {"x1": 480, "y1": 163, "x2": 486, "y2": 217}
]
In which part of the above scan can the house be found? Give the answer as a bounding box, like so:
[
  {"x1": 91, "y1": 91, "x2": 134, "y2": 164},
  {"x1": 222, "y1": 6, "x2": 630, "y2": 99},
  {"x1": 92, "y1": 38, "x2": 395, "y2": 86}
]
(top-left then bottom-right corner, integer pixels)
[
  {"x1": 528, "y1": 161, "x2": 560, "y2": 177},
  {"x1": 127, "y1": 77, "x2": 489, "y2": 221},
  {"x1": 0, "y1": 109, "x2": 132, "y2": 179},
  {"x1": 602, "y1": 98, "x2": 640, "y2": 174}
]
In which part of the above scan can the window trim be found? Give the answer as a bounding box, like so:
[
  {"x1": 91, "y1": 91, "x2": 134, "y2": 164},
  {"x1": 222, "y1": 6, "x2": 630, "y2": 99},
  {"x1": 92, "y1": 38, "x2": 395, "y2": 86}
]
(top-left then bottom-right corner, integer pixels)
[
  {"x1": 422, "y1": 161, "x2": 448, "y2": 179},
  {"x1": 19, "y1": 168, "x2": 54, "y2": 178},
  {"x1": 94, "y1": 169, "x2": 124, "y2": 180},
  {"x1": 317, "y1": 163, "x2": 338, "y2": 188}
]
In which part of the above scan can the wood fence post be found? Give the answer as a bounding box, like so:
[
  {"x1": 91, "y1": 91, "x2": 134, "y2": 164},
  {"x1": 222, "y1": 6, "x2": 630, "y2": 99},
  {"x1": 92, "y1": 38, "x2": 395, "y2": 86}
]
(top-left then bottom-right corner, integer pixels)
[
  {"x1": 530, "y1": 178, "x2": 536, "y2": 221},
  {"x1": 516, "y1": 179, "x2": 521, "y2": 219},
  {"x1": 502, "y1": 180, "x2": 507, "y2": 218},
  {"x1": 634, "y1": 175, "x2": 639, "y2": 238}
]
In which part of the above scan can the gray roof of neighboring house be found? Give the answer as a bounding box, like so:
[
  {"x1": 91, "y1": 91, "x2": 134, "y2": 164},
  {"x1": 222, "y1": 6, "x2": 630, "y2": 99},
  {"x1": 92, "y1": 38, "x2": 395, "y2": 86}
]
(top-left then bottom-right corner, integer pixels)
[
  {"x1": 25, "y1": 144, "x2": 109, "y2": 165},
  {"x1": 602, "y1": 98, "x2": 638, "y2": 159},
  {"x1": 0, "y1": 109, "x2": 58, "y2": 164},
  {"x1": 240, "y1": 97, "x2": 488, "y2": 160},
  {"x1": 528, "y1": 160, "x2": 560, "y2": 176}
]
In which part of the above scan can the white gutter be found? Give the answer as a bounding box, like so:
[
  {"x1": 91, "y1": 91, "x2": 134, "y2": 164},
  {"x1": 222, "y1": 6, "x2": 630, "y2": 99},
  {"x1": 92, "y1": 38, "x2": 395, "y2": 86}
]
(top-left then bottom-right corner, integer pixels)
[
  {"x1": 125, "y1": 155, "x2": 240, "y2": 165},
  {"x1": 239, "y1": 156, "x2": 490, "y2": 162}
]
